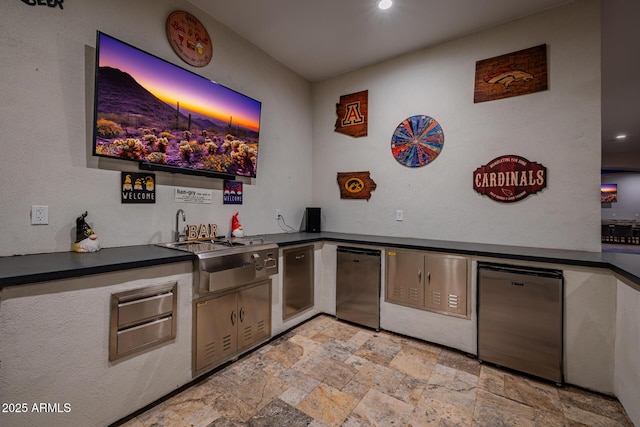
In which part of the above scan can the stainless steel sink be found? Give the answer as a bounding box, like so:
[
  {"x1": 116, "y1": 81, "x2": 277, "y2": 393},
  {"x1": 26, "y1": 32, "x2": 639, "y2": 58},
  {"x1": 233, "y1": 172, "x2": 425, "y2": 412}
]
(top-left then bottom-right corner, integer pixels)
[
  {"x1": 156, "y1": 237, "x2": 279, "y2": 294},
  {"x1": 156, "y1": 237, "x2": 263, "y2": 254},
  {"x1": 157, "y1": 241, "x2": 223, "y2": 254}
]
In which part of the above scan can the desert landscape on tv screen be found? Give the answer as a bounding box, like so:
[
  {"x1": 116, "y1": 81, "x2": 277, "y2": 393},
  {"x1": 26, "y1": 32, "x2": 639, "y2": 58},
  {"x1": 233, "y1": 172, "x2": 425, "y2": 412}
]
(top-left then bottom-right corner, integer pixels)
[{"x1": 94, "y1": 33, "x2": 261, "y2": 177}]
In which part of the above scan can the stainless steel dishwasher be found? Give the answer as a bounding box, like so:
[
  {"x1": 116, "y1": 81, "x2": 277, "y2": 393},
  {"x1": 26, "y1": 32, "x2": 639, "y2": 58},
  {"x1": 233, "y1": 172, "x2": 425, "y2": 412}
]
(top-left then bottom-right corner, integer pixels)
[
  {"x1": 336, "y1": 246, "x2": 381, "y2": 330},
  {"x1": 477, "y1": 262, "x2": 564, "y2": 384}
]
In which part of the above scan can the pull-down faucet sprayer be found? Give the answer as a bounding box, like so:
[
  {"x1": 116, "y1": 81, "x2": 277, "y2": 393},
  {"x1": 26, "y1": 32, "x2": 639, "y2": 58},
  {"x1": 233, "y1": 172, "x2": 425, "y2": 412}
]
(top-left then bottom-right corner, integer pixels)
[{"x1": 175, "y1": 209, "x2": 186, "y2": 242}]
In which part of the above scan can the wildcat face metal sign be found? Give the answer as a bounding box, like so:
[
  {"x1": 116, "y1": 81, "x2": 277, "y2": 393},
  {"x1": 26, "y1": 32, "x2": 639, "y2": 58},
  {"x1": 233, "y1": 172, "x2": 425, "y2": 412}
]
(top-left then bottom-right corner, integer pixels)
[{"x1": 473, "y1": 155, "x2": 547, "y2": 203}]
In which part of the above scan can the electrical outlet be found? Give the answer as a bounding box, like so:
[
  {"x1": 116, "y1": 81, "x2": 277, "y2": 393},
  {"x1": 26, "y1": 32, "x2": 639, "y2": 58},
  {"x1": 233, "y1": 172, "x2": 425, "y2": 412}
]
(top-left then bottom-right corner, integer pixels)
[
  {"x1": 31, "y1": 205, "x2": 49, "y2": 225},
  {"x1": 396, "y1": 210, "x2": 404, "y2": 221},
  {"x1": 276, "y1": 209, "x2": 281, "y2": 220}
]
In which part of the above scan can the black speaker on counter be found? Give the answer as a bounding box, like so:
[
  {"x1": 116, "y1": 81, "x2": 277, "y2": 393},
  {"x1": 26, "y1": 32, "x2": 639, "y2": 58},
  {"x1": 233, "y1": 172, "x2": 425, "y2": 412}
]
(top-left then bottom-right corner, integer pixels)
[{"x1": 305, "y1": 207, "x2": 321, "y2": 233}]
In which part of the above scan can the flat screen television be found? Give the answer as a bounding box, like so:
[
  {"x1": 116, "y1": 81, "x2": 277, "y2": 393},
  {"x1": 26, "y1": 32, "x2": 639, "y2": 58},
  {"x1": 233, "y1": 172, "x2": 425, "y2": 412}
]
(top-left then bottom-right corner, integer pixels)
[
  {"x1": 601, "y1": 183, "x2": 617, "y2": 203},
  {"x1": 93, "y1": 32, "x2": 262, "y2": 179}
]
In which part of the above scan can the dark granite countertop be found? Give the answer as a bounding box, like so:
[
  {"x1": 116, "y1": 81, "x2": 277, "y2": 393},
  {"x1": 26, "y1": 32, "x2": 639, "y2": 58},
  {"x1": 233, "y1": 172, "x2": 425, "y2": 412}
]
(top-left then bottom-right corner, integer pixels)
[
  {"x1": 1, "y1": 232, "x2": 638, "y2": 288},
  {"x1": 268, "y1": 232, "x2": 640, "y2": 287},
  {"x1": 0, "y1": 245, "x2": 193, "y2": 287}
]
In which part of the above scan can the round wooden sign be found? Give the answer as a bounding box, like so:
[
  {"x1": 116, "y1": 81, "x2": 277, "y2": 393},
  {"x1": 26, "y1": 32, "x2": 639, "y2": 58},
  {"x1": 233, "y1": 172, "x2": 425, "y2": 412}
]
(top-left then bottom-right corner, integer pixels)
[{"x1": 166, "y1": 10, "x2": 212, "y2": 67}]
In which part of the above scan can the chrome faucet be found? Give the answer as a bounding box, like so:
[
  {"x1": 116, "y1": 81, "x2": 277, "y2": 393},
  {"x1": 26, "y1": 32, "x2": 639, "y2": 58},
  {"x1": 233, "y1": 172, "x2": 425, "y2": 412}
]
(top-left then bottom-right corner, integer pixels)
[{"x1": 175, "y1": 209, "x2": 186, "y2": 242}]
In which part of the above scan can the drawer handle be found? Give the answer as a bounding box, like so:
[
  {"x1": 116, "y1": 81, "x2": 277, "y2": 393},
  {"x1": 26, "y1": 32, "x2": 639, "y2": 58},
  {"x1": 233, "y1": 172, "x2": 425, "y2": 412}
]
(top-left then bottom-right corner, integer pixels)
[
  {"x1": 295, "y1": 254, "x2": 305, "y2": 260},
  {"x1": 265, "y1": 258, "x2": 277, "y2": 268},
  {"x1": 119, "y1": 292, "x2": 172, "y2": 307}
]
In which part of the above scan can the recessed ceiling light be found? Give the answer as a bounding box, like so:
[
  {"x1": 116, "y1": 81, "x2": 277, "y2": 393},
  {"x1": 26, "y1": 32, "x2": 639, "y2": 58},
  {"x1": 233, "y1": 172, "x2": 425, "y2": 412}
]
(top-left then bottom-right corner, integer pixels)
[
  {"x1": 615, "y1": 134, "x2": 627, "y2": 140},
  {"x1": 378, "y1": 0, "x2": 392, "y2": 10}
]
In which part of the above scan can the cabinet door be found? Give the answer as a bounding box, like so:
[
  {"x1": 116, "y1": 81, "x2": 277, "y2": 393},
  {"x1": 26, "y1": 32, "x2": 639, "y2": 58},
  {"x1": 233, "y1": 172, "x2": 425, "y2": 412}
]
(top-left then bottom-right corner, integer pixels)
[
  {"x1": 424, "y1": 254, "x2": 468, "y2": 315},
  {"x1": 194, "y1": 293, "x2": 237, "y2": 372},
  {"x1": 386, "y1": 250, "x2": 424, "y2": 306},
  {"x1": 237, "y1": 281, "x2": 271, "y2": 351},
  {"x1": 283, "y1": 245, "x2": 314, "y2": 320}
]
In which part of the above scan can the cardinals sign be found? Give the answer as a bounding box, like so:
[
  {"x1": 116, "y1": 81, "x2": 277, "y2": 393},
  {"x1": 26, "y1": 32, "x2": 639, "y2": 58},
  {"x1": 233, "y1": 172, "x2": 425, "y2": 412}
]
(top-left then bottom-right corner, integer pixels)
[{"x1": 473, "y1": 155, "x2": 547, "y2": 203}]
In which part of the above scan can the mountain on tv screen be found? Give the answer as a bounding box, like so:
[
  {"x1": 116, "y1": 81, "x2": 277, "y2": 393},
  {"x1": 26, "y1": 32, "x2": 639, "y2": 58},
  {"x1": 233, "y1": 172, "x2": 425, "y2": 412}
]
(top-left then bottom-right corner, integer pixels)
[{"x1": 93, "y1": 32, "x2": 262, "y2": 178}]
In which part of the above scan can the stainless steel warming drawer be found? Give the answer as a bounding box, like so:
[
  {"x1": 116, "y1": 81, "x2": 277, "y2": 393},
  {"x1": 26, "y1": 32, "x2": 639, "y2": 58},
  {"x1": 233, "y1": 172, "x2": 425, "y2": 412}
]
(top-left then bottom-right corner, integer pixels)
[
  {"x1": 117, "y1": 292, "x2": 174, "y2": 327},
  {"x1": 477, "y1": 263, "x2": 563, "y2": 384},
  {"x1": 109, "y1": 282, "x2": 177, "y2": 361}
]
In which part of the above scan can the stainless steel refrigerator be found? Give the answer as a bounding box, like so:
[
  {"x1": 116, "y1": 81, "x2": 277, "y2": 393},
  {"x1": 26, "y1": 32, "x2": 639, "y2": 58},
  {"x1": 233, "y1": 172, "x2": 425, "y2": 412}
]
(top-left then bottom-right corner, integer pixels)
[
  {"x1": 336, "y1": 246, "x2": 381, "y2": 330},
  {"x1": 478, "y1": 262, "x2": 564, "y2": 384}
]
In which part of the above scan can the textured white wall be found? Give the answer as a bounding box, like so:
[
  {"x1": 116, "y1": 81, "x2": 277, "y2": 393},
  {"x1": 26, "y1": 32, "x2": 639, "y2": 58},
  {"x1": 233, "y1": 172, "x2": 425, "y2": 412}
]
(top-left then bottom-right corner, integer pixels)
[
  {"x1": 0, "y1": 0, "x2": 601, "y2": 256},
  {"x1": 311, "y1": 0, "x2": 601, "y2": 252},
  {"x1": 563, "y1": 267, "x2": 616, "y2": 393},
  {"x1": 615, "y1": 279, "x2": 640, "y2": 426},
  {"x1": 0, "y1": 0, "x2": 312, "y2": 257},
  {"x1": 0, "y1": 263, "x2": 193, "y2": 427}
]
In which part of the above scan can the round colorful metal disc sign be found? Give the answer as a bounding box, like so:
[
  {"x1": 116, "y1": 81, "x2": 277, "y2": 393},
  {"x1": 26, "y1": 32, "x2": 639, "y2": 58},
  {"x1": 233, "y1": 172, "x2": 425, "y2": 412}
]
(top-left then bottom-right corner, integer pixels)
[{"x1": 391, "y1": 115, "x2": 444, "y2": 168}]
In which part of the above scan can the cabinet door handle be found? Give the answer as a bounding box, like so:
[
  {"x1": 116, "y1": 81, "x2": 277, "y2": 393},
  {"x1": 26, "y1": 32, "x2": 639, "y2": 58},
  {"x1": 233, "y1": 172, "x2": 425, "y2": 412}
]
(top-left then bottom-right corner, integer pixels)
[
  {"x1": 231, "y1": 310, "x2": 236, "y2": 325},
  {"x1": 239, "y1": 307, "x2": 245, "y2": 322},
  {"x1": 295, "y1": 254, "x2": 305, "y2": 260},
  {"x1": 418, "y1": 270, "x2": 422, "y2": 281},
  {"x1": 427, "y1": 272, "x2": 431, "y2": 283}
]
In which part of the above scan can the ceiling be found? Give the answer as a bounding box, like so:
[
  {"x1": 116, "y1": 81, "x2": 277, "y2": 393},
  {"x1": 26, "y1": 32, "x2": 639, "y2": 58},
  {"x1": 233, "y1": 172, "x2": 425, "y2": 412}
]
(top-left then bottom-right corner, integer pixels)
[{"x1": 189, "y1": 0, "x2": 640, "y2": 172}]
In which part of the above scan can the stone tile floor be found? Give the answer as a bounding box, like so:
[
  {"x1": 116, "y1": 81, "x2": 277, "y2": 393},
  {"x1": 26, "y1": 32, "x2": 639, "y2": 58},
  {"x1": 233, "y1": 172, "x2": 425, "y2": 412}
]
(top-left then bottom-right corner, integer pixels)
[{"x1": 121, "y1": 315, "x2": 632, "y2": 427}]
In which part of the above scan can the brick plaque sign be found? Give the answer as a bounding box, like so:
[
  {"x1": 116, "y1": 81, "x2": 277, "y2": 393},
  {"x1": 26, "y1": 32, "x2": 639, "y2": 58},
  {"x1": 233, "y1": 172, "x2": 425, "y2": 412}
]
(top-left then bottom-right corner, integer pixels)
[
  {"x1": 473, "y1": 155, "x2": 546, "y2": 203},
  {"x1": 474, "y1": 44, "x2": 548, "y2": 103}
]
